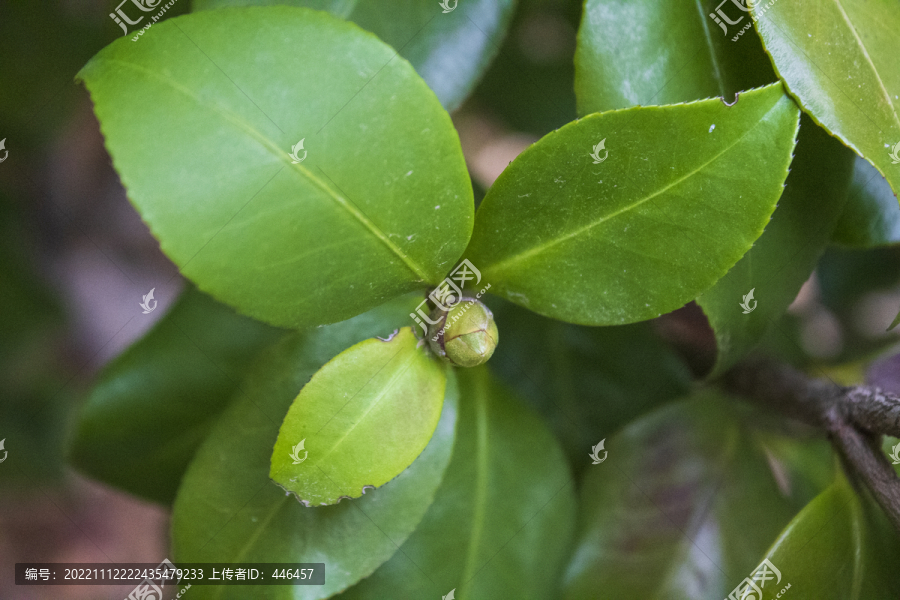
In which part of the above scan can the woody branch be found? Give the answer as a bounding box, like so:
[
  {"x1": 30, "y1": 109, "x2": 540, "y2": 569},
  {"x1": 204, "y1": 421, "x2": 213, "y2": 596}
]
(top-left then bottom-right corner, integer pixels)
[{"x1": 722, "y1": 358, "x2": 900, "y2": 534}]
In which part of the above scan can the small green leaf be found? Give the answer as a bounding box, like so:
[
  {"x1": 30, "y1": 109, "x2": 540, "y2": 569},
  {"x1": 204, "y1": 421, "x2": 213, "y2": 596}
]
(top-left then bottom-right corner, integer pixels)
[
  {"x1": 270, "y1": 327, "x2": 446, "y2": 505},
  {"x1": 833, "y1": 156, "x2": 900, "y2": 248},
  {"x1": 465, "y1": 83, "x2": 800, "y2": 326},
  {"x1": 172, "y1": 299, "x2": 458, "y2": 600},
  {"x1": 192, "y1": 0, "x2": 516, "y2": 111},
  {"x1": 69, "y1": 285, "x2": 284, "y2": 504},
  {"x1": 561, "y1": 392, "x2": 831, "y2": 599},
  {"x1": 575, "y1": 0, "x2": 775, "y2": 115},
  {"x1": 744, "y1": 472, "x2": 900, "y2": 599},
  {"x1": 338, "y1": 366, "x2": 576, "y2": 600},
  {"x1": 697, "y1": 116, "x2": 856, "y2": 376},
  {"x1": 751, "y1": 0, "x2": 900, "y2": 197},
  {"x1": 78, "y1": 7, "x2": 473, "y2": 329}
]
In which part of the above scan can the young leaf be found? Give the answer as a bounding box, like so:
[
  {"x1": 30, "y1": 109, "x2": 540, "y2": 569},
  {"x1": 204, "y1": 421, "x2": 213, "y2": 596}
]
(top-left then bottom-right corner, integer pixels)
[
  {"x1": 832, "y1": 156, "x2": 900, "y2": 248},
  {"x1": 192, "y1": 0, "x2": 516, "y2": 112},
  {"x1": 697, "y1": 116, "x2": 856, "y2": 377},
  {"x1": 69, "y1": 285, "x2": 284, "y2": 504},
  {"x1": 337, "y1": 366, "x2": 576, "y2": 600},
  {"x1": 575, "y1": 0, "x2": 775, "y2": 115},
  {"x1": 465, "y1": 83, "x2": 800, "y2": 326},
  {"x1": 270, "y1": 327, "x2": 446, "y2": 506},
  {"x1": 78, "y1": 7, "x2": 473, "y2": 330},
  {"x1": 751, "y1": 0, "x2": 900, "y2": 197},
  {"x1": 741, "y1": 473, "x2": 900, "y2": 599},
  {"x1": 562, "y1": 392, "x2": 832, "y2": 599},
  {"x1": 172, "y1": 302, "x2": 458, "y2": 600}
]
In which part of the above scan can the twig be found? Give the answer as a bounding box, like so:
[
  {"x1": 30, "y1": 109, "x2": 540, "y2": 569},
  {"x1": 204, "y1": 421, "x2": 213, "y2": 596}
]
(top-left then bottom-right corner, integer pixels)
[{"x1": 722, "y1": 358, "x2": 900, "y2": 534}]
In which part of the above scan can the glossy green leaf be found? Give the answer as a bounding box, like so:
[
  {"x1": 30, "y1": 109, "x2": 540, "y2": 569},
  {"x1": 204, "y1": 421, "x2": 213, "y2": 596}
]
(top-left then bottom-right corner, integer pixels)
[
  {"x1": 743, "y1": 473, "x2": 900, "y2": 599},
  {"x1": 485, "y1": 296, "x2": 691, "y2": 469},
  {"x1": 270, "y1": 327, "x2": 446, "y2": 506},
  {"x1": 465, "y1": 83, "x2": 800, "y2": 326},
  {"x1": 172, "y1": 298, "x2": 458, "y2": 600},
  {"x1": 833, "y1": 156, "x2": 900, "y2": 248},
  {"x1": 78, "y1": 7, "x2": 473, "y2": 330},
  {"x1": 562, "y1": 392, "x2": 831, "y2": 600},
  {"x1": 751, "y1": 0, "x2": 900, "y2": 197},
  {"x1": 69, "y1": 285, "x2": 284, "y2": 504},
  {"x1": 884, "y1": 436, "x2": 900, "y2": 476},
  {"x1": 338, "y1": 366, "x2": 576, "y2": 600},
  {"x1": 192, "y1": 0, "x2": 516, "y2": 112},
  {"x1": 889, "y1": 309, "x2": 900, "y2": 332},
  {"x1": 575, "y1": 0, "x2": 775, "y2": 115},
  {"x1": 697, "y1": 116, "x2": 855, "y2": 377}
]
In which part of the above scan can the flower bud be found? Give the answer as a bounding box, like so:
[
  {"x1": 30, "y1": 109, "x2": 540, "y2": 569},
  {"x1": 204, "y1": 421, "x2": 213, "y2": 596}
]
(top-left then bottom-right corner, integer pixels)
[{"x1": 427, "y1": 298, "x2": 499, "y2": 367}]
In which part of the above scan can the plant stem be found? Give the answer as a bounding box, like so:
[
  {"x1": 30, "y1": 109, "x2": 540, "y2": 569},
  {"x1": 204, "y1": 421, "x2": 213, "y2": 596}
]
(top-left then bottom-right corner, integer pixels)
[{"x1": 722, "y1": 358, "x2": 900, "y2": 534}]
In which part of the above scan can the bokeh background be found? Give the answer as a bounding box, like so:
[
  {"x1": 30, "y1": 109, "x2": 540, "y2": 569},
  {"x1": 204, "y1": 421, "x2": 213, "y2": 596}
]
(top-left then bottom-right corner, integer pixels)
[{"x1": 2, "y1": 0, "x2": 900, "y2": 598}]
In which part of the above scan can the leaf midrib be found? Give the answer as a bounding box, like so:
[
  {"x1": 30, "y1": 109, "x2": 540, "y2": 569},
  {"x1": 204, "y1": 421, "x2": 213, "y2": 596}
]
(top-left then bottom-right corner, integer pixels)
[
  {"x1": 460, "y1": 370, "x2": 490, "y2": 598},
  {"x1": 484, "y1": 94, "x2": 789, "y2": 277},
  {"x1": 94, "y1": 57, "x2": 431, "y2": 282},
  {"x1": 312, "y1": 344, "x2": 419, "y2": 471},
  {"x1": 653, "y1": 422, "x2": 739, "y2": 598},
  {"x1": 694, "y1": 0, "x2": 726, "y2": 98},
  {"x1": 831, "y1": 0, "x2": 900, "y2": 133},
  {"x1": 211, "y1": 494, "x2": 290, "y2": 600}
]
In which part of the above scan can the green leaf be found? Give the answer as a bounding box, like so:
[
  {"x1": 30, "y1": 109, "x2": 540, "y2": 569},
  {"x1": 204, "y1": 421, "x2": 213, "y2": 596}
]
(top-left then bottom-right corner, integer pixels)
[
  {"x1": 69, "y1": 285, "x2": 284, "y2": 504},
  {"x1": 889, "y1": 309, "x2": 900, "y2": 332},
  {"x1": 751, "y1": 0, "x2": 900, "y2": 198},
  {"x1": 465, "y1": 83, "x2": 800, "y2": 326},
  {"x1": 697, "y1": 116, "x2": 856, "y2": 376},
  {"x1": 172, "y1": 298, "x2": 458, "y2": 599},
  {"x1": 575, "y1": 0, "x2": 775, "y2": 115},
  {"x1": 192, "y1": 0, "x2": 516, "y2": 112},
  {"x1": 485, "y1": 296, "x2": 691, "y2": 468},
  {"x1": 884, "y1": 436, "x2": 900, "y2": 476},
  {"x1": 561, "y1": 392, "x2": 831, "y2": 599},
  {"x1": 833, "y1": 156, "x2": 900, "y2": 248},
  {"x1": 270, "y1": 327, "x2": 446, "y2": 506},
  {"x1": 338, "y1": 366, "x2": 576, "y2": 600},
  {"x1": 78, "y1": 7, "x2": 473, "y2": 330},
  {"x1": 744, "y1": 473, "x2": 900, "y2": 599}
]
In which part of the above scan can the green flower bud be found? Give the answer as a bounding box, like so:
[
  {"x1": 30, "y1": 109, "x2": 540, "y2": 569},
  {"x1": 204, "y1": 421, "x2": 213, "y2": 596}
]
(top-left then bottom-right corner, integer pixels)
[{"x1": 427, "y1": 297, "x2": 499, "y2": 367}]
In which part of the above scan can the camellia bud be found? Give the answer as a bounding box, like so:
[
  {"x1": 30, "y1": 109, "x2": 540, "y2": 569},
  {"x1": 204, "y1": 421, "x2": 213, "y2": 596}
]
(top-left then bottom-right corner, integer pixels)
[{"x1": 427, "y1": 297, "x2": 499, "y2": 367}]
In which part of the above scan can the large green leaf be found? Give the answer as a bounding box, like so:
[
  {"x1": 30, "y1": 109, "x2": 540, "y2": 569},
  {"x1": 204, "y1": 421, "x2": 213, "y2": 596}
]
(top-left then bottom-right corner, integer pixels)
[
  {"x1": 575, "y1": 0, "x2": 775, "y2": 115},
  {"x1": 833, "y1": 156, "x2": 900, "y2": 248},
  {"x1": 485, "y1": 296, "x2": 691, "y2": 468},
  {"x1": 562, "y1": 392, "x2": 832, "y2": 600},
  {"x1": 338, "y1": 366, "x2": 576, "y2": 600},
  {"x1": 192, "y1": 0, "x2": 516, "y2": 112},
  {"x1": 69, "y1": 285, "x2": 284, "y2": 504},
  {"x1": 697, "y1": 116, "x2": 855, "y2": 376},
  {"x1": 751, "y1": 0, "x2": 900, "y2": 197},
  {"x1": 743, "y1": 473, "x2": 900, "y2": 599},
  {"x1": 270, "y1": 327, "x2": 446, "y2": 506},
  {"x1": 171, "y1": 298, "x2": 458, "y2": 599},
  {"x1": 78, "y1": 7, "x2": 473, "y2": 330},
  {"x1": 465, "y1": 83, "x2": 800, "y2": 326}
]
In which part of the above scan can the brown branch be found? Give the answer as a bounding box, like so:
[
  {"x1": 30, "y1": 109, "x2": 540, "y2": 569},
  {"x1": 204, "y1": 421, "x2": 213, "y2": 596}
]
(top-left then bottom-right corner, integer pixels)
[{"x1": 722, "y1": 358, "x2": 900, "y2": 534}]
